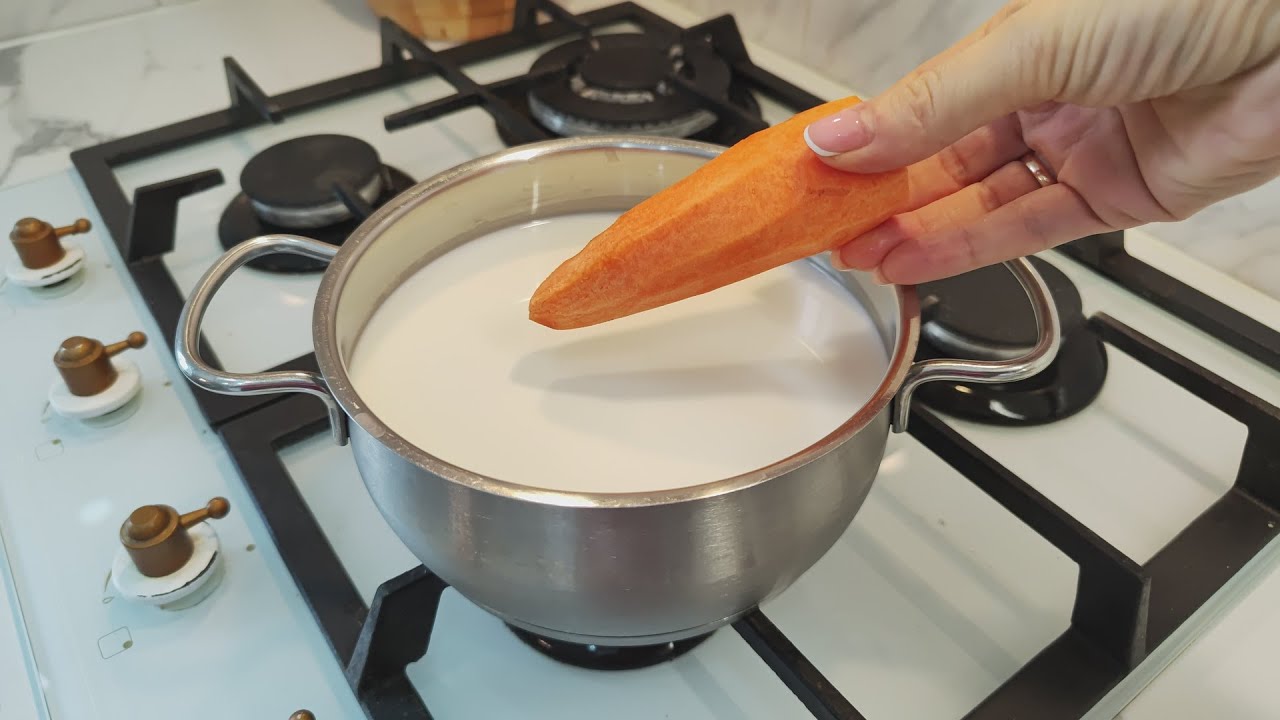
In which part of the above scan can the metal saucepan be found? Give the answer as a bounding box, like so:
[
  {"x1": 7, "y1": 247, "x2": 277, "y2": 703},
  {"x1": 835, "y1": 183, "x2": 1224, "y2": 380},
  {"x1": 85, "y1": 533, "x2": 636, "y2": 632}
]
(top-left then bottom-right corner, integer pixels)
[{"x1": 174, "y1": 136, "x2": 1060, "y2": 646}]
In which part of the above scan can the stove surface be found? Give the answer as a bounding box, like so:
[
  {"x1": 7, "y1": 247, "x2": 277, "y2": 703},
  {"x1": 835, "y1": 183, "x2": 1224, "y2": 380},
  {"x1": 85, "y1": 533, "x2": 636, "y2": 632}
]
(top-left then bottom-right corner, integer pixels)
[
  {"x1": 0, "y1": 172, "x2": 364, "y2": 719},
  {"x1": 2, "y1": 1, "x2": 1280, "y2": 719},
  {"x1": 5, "y1": 169, "x2": 1276, "y2": 719},
  {"x1": 107, "y1": 15, "x2": 798, "y2": 377}
]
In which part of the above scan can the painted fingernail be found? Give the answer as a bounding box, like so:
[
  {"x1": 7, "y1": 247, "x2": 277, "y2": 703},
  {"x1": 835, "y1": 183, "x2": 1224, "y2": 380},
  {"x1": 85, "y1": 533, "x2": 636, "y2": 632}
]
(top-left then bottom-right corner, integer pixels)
[{"x1": 804, "y1": 108, "x2": 872, "y2": 156}]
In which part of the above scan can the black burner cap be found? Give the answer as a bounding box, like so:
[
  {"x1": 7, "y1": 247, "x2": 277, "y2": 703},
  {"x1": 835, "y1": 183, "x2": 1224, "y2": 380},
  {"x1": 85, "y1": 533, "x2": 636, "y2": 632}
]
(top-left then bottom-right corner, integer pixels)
[
  {"x1": 508, "y1": 625, "x2": 712, "y2": 671},
  {"x1": 219, "y1": 166, "x2": 415, "y2": 273},
  {"x1": 919, "y1": 256, "x2": 1085, "y2": 357},
  {"x1": 912, "y1": 256, "x2": 1108, "y2": 425},
  {"x1": 240, "y1": 134, "x2": 382, "y2": 210},
  {"x1": 579, "y1": 44, "x2": 670, "y2": 91},
  {"x1": 913, "y1": 326, "x2": 1109, "y2": 426},
  {"x1": 528, "y1": 34, "x2": 732, "y2": 128}
]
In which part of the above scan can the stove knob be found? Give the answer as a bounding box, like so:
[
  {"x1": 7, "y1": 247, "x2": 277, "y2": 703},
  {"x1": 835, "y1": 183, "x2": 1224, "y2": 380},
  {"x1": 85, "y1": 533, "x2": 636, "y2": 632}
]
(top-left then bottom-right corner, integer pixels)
[
  {"x1": 120, "y1": 497, "x2": 229, "y2": 576},
  {"x1": 111, "y1": 497, "x2": 230, "y2": 610},
  {"x1": 289, "y1": 712, "x2": 316, "y2": 720},
  {"x1": 55, "y1": 331, "x2": 145, "y2": 396},
  {"x1": 5, "y1": 217, "x2": 90, "y2": 288},
  {"x1": 48, "y1": 331, "x2": 146, "y2": 420}
]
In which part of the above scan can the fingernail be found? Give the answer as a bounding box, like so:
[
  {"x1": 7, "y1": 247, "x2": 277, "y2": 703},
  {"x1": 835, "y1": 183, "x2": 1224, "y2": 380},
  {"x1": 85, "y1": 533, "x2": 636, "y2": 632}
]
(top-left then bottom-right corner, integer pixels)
[
  {"x1": 828, "y1": 249, "x2": 851, "y2": 271},
  {"x1": 872, "y1": 268, "x2": 891, "y2": 285},
  {"x1": 804, "y1": 108, "x2": 872, "y2": 156}
]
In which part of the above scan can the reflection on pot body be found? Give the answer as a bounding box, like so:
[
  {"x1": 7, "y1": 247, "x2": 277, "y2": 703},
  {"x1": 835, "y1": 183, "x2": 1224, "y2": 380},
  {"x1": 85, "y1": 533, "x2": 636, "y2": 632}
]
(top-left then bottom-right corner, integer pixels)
[
  {"x1": 174, "y1": 136, "x2": 1060, "y2": 644},
  {"x1": 351, "y1": 408, "x2": 888, "y2": 643}
]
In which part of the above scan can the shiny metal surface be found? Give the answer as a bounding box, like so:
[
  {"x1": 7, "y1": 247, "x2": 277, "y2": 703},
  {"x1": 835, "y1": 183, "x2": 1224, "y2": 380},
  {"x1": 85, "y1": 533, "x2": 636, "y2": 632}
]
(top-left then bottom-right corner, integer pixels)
[
  {"x1": 1022, "y1": 151, "x2": 1056, "y2": 187},
  {"x1": 349, "y1": 400, "x2": 890, "y2": 644},
  {"x1": 173, "y1": 234, "x2": 349, "y2": 445},
  {"x1": 528, "y1": 93, "x2": 718, "y2": 138},
  {"x1": 174, "y1": 135, "x2": 1058, "y2": 644},
  {"x1": 250, "y1": 172, "x2": 384, "y2": 229},
  {"x1": 891, "y1": 258, "x2": 1061, "y2": 432}
]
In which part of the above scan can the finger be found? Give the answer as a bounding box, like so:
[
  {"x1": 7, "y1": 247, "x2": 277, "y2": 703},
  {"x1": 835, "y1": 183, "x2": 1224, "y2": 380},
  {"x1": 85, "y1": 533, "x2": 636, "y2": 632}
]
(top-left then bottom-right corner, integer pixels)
[
  {"x1": 833, "y1": 159, "x2": 1042, "y2": 271},
  {"x1": 824, "y1": 113, "x2": 1028, "y2": 210},
  {"x1": 876, "y1": 184, "x2": 1113, "y2": 285},
  {"x1": 803, "y1": 10, "x2": 1054, "y2": 173},
  {"x1": 899, "y1": 0, "x2": 1030, "y2": 81}
]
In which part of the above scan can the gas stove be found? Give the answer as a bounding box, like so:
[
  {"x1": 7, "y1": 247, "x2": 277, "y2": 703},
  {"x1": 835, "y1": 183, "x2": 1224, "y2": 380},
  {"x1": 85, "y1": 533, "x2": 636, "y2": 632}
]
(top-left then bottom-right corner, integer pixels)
[{"x1": 3, "y1": 1, "x2": 1280, "y2": 719}]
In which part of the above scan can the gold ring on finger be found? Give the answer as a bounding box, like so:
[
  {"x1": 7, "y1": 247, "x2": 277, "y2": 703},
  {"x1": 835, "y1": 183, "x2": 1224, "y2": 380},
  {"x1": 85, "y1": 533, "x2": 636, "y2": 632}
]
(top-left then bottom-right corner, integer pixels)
[{"x1": 1021, "y1": 152, "x2": 1055, "y2": 187}]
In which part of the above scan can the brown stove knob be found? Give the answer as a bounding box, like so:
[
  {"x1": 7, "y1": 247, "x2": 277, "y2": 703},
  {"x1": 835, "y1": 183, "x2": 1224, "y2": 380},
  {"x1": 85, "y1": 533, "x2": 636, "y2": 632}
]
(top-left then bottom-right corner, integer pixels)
[
  {"x1": 289, "y1": 712, "x2": 316, "y2": 720},
  {"x1": 54, "y1": 331, "x2": 146, "y2": 397},
  {"x1": 119, "y1": 497, "x2": 230, "y2": 578},
  {"x1": 9, "y1": 217, "x2": 90, "y2": 270}
]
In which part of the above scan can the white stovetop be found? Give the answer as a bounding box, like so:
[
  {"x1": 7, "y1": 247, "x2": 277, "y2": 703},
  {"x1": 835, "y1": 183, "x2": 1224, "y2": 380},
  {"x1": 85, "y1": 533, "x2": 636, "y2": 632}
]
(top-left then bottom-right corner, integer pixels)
[{"x1": 1, "y1": 1, "x2": 1279, "y2": 718}]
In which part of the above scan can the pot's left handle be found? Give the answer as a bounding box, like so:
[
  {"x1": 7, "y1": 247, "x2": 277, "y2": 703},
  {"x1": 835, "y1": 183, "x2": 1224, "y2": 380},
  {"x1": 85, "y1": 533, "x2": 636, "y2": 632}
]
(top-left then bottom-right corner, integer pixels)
[
  {"x1": 174, "y1": 234, "x2": 349, "y2": 446},
  {"x1": 891, "y1": 256, "x2": 1062, "y2": 433}
]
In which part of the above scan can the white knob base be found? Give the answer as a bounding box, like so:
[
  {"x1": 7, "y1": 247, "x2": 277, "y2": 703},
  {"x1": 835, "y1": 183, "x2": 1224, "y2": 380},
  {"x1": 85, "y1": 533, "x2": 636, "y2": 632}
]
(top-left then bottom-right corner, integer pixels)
[
  {"x1": 5, "y1": 246, "x2": 85, "y2": 288},
  {"x1": 111, "y1": 522, "x2": 225, "y2": 611},
  {"x1": 49, "y1": 359, "x2": 142, "y2": 421}
]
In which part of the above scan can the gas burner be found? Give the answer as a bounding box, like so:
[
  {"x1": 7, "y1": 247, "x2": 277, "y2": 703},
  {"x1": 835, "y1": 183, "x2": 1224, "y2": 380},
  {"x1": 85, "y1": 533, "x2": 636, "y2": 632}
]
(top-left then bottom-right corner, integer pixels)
[
  {"x1": 507, "y1": 625, "x2": 712, "y2": 670},
  {"x1": 218, "y1": 134, "x2": 414, "y2": 272},
  {"x1": 494, "y1": 33, "x2": 761, "y2": 145},
  {"x1": 912, "y1": 256, "x2": 1108, "y2": 426}
]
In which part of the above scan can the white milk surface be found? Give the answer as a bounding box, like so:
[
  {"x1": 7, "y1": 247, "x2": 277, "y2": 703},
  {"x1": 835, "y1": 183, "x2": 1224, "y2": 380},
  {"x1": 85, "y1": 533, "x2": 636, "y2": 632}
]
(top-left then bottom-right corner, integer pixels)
[{"x1": 348, "y1": 211, "x2": 891, "y2": 493}]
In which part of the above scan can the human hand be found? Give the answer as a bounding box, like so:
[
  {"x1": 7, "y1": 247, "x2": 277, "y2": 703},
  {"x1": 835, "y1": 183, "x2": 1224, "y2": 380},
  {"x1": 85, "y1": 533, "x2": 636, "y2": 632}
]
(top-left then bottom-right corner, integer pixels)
[{"x1": 802, "y1": 0, "x2": 1280, "y2": 285}]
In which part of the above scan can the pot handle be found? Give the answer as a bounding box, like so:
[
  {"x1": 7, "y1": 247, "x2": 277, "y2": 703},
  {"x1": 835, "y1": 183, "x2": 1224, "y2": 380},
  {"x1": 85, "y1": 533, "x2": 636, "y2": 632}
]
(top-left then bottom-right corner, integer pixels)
[
  {"x1": 890, "y1": 256, "x2": 1061, "y2": 433},
  {"x1": 173, "y1": 234, "x2": 349, "y2": 445}
]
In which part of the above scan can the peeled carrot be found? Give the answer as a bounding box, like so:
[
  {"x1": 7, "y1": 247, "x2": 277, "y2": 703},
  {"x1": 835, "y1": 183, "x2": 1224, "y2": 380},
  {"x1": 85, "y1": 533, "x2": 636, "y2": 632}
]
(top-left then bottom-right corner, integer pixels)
[{"x1": 527, "y1": 95, "x2": 909, "y2": 330}]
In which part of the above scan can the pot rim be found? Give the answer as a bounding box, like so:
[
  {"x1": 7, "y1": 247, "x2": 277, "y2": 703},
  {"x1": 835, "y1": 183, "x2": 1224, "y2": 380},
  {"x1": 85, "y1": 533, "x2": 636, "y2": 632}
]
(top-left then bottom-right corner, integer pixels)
[{"x1": 312, "y1": 135, "x2": 921, "y2": 509}]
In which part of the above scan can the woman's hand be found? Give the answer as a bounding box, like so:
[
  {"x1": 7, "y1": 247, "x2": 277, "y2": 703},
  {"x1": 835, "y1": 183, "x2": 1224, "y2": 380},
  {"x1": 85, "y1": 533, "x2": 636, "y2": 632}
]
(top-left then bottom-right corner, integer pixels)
[{"x1": 803, "y1": 0, "x2": 1280, "y2": 284}]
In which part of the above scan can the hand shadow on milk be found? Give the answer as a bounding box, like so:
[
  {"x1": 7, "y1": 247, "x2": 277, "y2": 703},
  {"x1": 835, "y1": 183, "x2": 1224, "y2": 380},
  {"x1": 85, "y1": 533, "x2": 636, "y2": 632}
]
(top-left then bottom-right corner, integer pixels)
[{"x1": 508, "y1": 274, "x2": 880, "y2": 404}]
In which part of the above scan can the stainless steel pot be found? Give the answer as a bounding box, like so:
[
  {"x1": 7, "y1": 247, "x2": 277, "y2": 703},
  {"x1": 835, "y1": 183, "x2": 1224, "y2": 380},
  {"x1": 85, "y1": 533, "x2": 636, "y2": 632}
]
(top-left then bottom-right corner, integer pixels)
[{"x1": 174, "y1": 136, "x2": 1060, "y2": 646}]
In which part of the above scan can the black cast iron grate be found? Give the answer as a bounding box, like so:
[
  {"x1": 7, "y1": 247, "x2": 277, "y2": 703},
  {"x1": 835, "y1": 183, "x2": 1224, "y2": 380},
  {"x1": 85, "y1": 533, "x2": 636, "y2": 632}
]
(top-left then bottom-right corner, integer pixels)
[
  {"x1": 1058, "y1": 232, "x2": 1280, "y2": 372},
  {"x1": 68, "y1": 0, "x2": 822, "y2": 429},
  {"x1": 66, "y1": 1, "x2": 1280, "y2": 718},
  {"x1": 215, "y1": 311, "x2": 1280, "y2": 720},
  {"x1": 69, "y1": 0, "x2": 1280, "y2": 422}
]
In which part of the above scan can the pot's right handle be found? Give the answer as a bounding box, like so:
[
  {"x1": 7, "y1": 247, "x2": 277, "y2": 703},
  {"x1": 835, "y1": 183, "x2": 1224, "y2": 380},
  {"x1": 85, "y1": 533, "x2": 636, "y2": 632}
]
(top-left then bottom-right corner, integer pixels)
[
  {"x1": 174, "y1": 234, "x2": 349, "y2": 445},
  {"x1": 891, "y1": 257, "x2": 1061, "y2": 433}
]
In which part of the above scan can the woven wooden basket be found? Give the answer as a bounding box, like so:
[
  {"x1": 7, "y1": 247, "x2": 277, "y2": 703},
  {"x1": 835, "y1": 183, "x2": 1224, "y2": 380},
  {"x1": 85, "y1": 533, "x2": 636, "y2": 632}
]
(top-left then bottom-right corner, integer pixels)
[{"x1": 366, "y1": 0, "x2": 517, "y2": 41}]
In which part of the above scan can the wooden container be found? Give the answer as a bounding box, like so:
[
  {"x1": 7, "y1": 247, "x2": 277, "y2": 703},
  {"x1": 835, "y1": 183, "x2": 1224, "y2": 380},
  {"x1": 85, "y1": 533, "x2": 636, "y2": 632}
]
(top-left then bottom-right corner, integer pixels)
[{"x1": 366, "y1": 0, "x2": 517, "y2": 41}]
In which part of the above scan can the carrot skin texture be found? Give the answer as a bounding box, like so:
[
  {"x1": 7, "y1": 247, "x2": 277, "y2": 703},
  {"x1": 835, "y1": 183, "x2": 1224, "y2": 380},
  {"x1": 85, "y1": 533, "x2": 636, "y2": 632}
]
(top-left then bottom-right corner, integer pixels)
[{"x1": 528, "y1": 96, "x2": 909, "y2": 330}]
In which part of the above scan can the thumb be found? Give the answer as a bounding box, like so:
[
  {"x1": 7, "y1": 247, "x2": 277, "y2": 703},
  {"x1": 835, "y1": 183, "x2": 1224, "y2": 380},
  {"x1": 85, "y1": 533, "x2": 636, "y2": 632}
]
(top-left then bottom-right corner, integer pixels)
[{"x1": 803, "y1": 14, "x2": 1054, "y2": 173}]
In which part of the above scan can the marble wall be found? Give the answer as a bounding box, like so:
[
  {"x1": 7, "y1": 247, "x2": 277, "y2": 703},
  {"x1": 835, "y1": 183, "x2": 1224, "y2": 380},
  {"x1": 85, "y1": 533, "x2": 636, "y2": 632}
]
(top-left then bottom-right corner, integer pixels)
[
  {"x1": 0, "y1": 0, "x2": 191, "y2": 45},
  {"x1": 671, "y1": 0, "x2": 1007, "y2": 96}
]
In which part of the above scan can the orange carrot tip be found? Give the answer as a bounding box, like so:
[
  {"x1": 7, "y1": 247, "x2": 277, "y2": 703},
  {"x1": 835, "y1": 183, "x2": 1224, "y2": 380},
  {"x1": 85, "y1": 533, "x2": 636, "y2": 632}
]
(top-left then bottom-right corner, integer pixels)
[{"x1": 528, "y1": 96, "x2": 909, "y2": 330}]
